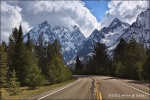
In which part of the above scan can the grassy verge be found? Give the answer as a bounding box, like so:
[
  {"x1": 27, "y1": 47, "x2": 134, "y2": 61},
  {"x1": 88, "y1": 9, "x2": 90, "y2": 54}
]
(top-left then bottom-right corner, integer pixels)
[{"x1": 1, "y1": 78, "x2": 77, "y2": 100}]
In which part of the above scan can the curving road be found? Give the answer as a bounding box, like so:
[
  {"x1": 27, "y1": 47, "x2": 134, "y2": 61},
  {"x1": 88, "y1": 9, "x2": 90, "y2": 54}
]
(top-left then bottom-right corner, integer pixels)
[{"x1": 25, "y1": 75, "x2": 150, "y2": 100}]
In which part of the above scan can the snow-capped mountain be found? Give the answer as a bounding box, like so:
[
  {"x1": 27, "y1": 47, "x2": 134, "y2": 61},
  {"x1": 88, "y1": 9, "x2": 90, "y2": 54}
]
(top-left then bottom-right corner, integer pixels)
[
  {"x1": 122, "y1": 9, "x2": 150, "y2": 48},
  {"x1": 77, "y1": 18, "x2": 130, "y2": 58},
  {"x1": 24, "y1": 9, "x2": 149, "y2": 66},
  {"x1": 24, "y1": 21, "x2": 86, "y2": 62},
  {"x1": 77, "y1": 9, "x2": 149, "y2": 61}
]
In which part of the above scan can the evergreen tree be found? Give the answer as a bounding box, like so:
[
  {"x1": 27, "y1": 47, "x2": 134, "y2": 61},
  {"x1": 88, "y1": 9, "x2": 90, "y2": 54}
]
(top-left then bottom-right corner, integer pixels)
[
  {"x1": 7, "y1": 28, "x2": 18, "y2": 77},
  {"x1": 114, "y1": 61, "x2": 125, "y2": 77},
  {"x1": 8, "y1": 25, "x2": 32, "y2": 85},
  {"x1": 24, "y1": 31, "x2": 45, "y2": 88},
  {"x1": 123, "y1": 39, "x2": 146, "y2": 79},
  {"x1": 26, "y1": 33, "x2": 32, "y2": 51},
  {"x1": 11, "y1": 25, "x2": 28, "y2": 85},
  {"x1": 2, "y1": 41, "x2": 7, "y2": 52},
  {"x1": 74, "y1": 56, "x2": 83, "y2": 74},
  {"x1": 52, "y1": 39, "x2": 62, "y2": 59},
  {"x1": 114, "y1": 38, "x2": 127, "y2": 62},
  {"x1": 84, "y1": 58, "x2": 95, "y2": 75},
  {"x1": 0, "y1": 45, "x2": 8, "y2": 87},
  {"x1": 47, "y1": 39, "x2": 72, "y2": 83},
  {"x1": 93, "y1": 43, "x2": 110, "y2": 74},
  {"x1": 36, "y1": 33, "x2": 47, "y2": 77},
  {"x1": 48, "y1": 56, "x2": 63, "y2": 84},
  {"x1": 8, "y1": 70, "x2": 20, "y2": 95},
  {"x1": 25, "y1": 65, "x2": 45, "y2": 89},
  {"x1": 143, "y1": 49, "x2": 150, "y2": 81},
  {"x1": 61, "y1": 66, "x2": 72, "y2": 82}
]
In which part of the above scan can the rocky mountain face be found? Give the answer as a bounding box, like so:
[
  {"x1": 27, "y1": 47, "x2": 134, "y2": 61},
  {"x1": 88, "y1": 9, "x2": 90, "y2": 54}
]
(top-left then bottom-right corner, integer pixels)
[
  {"x1": 77, "y1": 9, "x2": 149, "y2": 60},
  {"x1": 122, "y1": 9, "x2": 150, "y2": 48},
  {"x1": 77, "y1": 18, "x2": 130, "y2": 58},
  {"x1": 24, "y1": 21, "x2": 86, "y2": 62},
  {"x1": 24, "y1": 9, "x2": 150, "y2": 65}
]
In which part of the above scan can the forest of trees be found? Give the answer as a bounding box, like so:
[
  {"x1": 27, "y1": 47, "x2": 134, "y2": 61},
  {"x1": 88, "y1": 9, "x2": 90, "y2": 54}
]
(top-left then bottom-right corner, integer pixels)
[
  {"x1": 0, "y1": 24, "x2": 149, "y2": 98},
  {"x1": 74, "y1": 38, "x2": 149, "y2": 81},
  {"x1": 0, "y1": 25, "x2": 72, "y2": 95}
]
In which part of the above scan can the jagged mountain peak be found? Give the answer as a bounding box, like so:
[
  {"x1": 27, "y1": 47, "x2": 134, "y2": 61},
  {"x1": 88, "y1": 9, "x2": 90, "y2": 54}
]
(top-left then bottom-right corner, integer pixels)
[
  {"x1": 109, "y1": 18, "x2": 122, "y2": 26},
  {"x1": 113, "y1": 18, "x2": 121, "y2": 22},
  {"x1": 24, "y1": 21, "x2": 85, "y2": 62},
  {"x1": 88, "y1": 29, "x2": 99, "y2": 36},
  {"x1": 123, "y1": 9, "x2": 150, "y2": 48},
  {"x1": 108, "y1": 18, "x2": 129, "y2": 30},
  {"x1": 39, "y1": 20, "x2": 50, "y2": 29}
]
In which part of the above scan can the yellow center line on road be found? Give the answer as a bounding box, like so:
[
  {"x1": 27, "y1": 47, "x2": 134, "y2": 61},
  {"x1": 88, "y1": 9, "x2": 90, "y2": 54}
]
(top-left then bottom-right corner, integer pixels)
[
  {"x1": 94, "y1": 78, "x2": 102, "y2": 100},
  {"x1": 99, "y1": 92, "x2": 102, "y2": 100}
]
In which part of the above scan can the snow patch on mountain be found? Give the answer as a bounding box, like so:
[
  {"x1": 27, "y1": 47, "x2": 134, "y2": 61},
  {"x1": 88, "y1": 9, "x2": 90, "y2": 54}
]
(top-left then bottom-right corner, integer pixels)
[
  {"x1": 77, "y1": 18, "x2": 130, "y2": 59},
  {"x1": 24, "y1": 21, "x2": 86, "y2": 62},
  {"x1": 123, "y1": 9, "x2": 150, "y2": 48}
]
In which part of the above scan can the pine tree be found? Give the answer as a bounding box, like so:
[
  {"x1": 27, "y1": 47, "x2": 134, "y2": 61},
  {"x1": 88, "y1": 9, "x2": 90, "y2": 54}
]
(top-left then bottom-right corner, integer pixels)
[
  {"x1": 122, "y1": 39, "x2": 146, "y2": 79},
  {"x1": 24, "y1": 30, "x2": 45, "y2": 89},
  {"x1": 74, "y1": 56, "x2": 83, "y2": 74},
  {"x1": 25, "y1": 65, "x2": 45, "y2": 89},
  {"x1": 36, "y1": 33, "x2": 47, "y2": 77},
  {"x1": 11, "y1": 25, "x2": 28, "y2": 85},
  {"x1": 7, "y1": 28, "x2": 18, "y2": 78},
  {"x1": 84, "y1": 58, "x2": 95, "y2": 74},
  {"x1": 114, "y1": 38, "x2": 127, "y2": 62},
  {"x1": 143, "y1": 49, "x2": 150, "y2": 81},
  {"x1": 0, "y1": 45, "x2": 8, "y2": 87},
  {"x1": 52, "y1": 39, "x2": 62, "y2": 59},
  {"x1": 8, "y1": 69, "x2": 20, "y2": 95},
  {"x1": 48, "y1": 56, "x2": 63, "y2": 84},
  {"x1": 8, "y1": 25, "x2": 31, "y2": 85},
  {"x1": 26, "y1": 33, "x2": 32, "y2": 51},
  {"x1": 47, "y1": 39, "x2": 72, "y2": 83},
  {"x1": 93, "y1": 43, "x2": 110, "y2": 74},
  {"x1": 114, "y1": 61, "x2": 125, "y2": 77}
]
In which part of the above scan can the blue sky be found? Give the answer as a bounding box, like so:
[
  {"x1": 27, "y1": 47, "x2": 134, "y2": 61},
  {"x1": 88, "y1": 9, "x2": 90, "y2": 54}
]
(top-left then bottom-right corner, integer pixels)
[{"x1": 83, "y1": 0, "x2": 110, "y2": 22}]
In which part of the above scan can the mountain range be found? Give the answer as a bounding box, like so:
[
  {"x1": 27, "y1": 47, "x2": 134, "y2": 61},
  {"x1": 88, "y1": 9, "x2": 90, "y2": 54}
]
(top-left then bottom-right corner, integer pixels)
[{"x1": 24, "y1": 9, "x2": 150, "y2": 65}]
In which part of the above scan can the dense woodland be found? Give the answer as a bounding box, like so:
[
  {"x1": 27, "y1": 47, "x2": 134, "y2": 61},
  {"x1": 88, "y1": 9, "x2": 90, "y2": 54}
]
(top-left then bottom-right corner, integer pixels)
[
  {"x1": 0, "y1": 25, "x2": 72, "y2": 95},
  {"x1": 0, "y1": 25, "x2": 149, "y2": 97},
  {"x1": 74, "y1": 38, "x2": 150, "y2": 81}
]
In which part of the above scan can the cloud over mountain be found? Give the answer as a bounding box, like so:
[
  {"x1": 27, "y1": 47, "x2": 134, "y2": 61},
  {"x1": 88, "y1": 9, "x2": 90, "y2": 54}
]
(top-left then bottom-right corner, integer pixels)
[
  {"x1": 1, "y1": 1, "x2": 100, "y2": 42},
  {"x1": 1, "y1": 0, "x2": 149, "y2": 43},
  {"x1": 100, "y1": 0, "x2": 149, "y2": 27}
]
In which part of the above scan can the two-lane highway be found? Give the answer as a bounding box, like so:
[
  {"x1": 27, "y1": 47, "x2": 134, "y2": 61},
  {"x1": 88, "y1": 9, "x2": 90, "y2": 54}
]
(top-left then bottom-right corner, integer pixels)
[
  {"x1": 25, "y1": 76, "x2": 94, "y2": 100},
  {"x1": 25, "y1": 75, "x2": 150, "y2": 100},
  {"x1": 94, "y1": 76, "x2": 150, "y2": 100}
]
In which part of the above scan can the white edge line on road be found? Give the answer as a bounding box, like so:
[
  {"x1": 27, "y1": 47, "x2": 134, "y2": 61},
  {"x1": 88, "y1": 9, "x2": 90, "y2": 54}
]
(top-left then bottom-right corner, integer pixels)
[
  {"x1": 38, "y1": 79, "x2": 82, "y2": 100},
  {"x1": 114, "y1": 79, "x2": 150, "y2": 96}
]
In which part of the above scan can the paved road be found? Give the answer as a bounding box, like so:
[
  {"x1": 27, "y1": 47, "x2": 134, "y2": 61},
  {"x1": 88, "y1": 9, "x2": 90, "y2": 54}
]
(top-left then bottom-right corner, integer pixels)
[
  {"x1": 25, "y1": 75, "x2": 150, "y2": 100},
  {"x1": 25, "y1": 76, "x2": 94, "y2": 100},
  {"x1": 94, "y1": 76, "x2": 150, "y2": 100}
]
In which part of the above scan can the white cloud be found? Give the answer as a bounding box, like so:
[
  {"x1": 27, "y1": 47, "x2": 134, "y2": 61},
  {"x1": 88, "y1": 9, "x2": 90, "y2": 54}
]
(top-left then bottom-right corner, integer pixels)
[
  {"x1": 1, "y1": 0, "x2": 149, "y2": 43},
  {"x1": 100, "y1": 0, "x2": 149, "y2": 27},
  {"x1": 1, "y1": 1, "x2": 100, "y2": 43},
  {"x1": 1, "y1": 2, "x2": 31, "y2": 43},
  {"x1": 26, "y1": 1, "x2": 100, "y2": 37}
]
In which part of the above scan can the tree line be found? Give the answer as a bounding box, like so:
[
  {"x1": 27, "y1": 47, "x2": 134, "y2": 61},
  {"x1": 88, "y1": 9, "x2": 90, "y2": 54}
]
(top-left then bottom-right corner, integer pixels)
[
  {"x1": 0, "y1": 25, "x2": 72, "y2": 95},
  {"x1": 74, "y1": 38, "x2": 149, "y2": 81}
]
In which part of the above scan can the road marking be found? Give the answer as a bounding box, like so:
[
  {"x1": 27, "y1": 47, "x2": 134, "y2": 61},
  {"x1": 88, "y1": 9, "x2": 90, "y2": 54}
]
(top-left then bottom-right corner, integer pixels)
[
  {"x1": 94, "y1": 78, "x2": 102, "y2": 100},
  {"x1": 99, "y1": 92, "x2": 102, "y2": 100},
  {"x1": 115, "y1": 79, "x2": 150, "y2": 96},
  {"x1": 38, "y1": 79, "x2": 81, "y2": 100}
]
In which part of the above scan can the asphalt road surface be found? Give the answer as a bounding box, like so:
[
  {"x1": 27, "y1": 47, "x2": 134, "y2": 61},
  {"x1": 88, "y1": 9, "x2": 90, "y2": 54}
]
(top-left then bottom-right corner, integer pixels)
[{"x1": 25, "y1": 75, "x2": 150, "y2": 100}]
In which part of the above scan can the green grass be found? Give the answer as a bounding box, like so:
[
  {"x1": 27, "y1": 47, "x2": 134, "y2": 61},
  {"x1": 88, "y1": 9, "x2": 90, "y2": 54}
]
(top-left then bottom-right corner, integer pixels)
[{"x1": 1, "y1": 78, "x2": 77, "y2": 100}]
